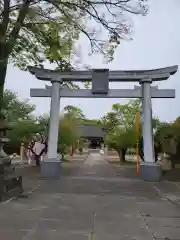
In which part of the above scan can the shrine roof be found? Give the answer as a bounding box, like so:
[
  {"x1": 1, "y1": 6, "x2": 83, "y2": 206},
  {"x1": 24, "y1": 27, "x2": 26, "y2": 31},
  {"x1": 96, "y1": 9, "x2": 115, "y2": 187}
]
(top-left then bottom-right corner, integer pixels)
[{"x1": 76, "y1": 124, "x2": 106, "y2": 138}]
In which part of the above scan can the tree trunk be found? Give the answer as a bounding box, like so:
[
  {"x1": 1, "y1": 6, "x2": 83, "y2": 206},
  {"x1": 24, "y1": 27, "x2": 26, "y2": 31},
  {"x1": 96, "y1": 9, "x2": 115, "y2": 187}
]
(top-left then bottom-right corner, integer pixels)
[
  {"x1": 117, "y1": 148, "x2": 127, "y2": 163},
  {"x1": 71, "y1": 145, "x2": 76, "y2": 156},
  {"x1": 34, "y1": 154, "x2": 40, "y2": 166},
  {"x1": 170, "y1": 160, "x2": 175, "y2": 169},
  {"x1": 0, "y1": 57, "x2": 7, "y2": 118}
]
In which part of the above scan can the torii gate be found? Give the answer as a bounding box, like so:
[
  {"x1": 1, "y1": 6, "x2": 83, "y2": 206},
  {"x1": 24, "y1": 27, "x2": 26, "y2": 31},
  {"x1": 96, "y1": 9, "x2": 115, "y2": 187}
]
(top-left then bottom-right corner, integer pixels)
[{"x1": 28, "y1": 65, "x2": 178, "y2": 181}]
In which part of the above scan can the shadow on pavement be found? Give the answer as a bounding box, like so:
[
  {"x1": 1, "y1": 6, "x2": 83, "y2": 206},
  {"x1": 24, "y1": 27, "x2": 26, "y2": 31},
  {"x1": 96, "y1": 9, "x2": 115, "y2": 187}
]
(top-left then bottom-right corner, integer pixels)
[{"x1": 162, "y1": 168, "x2": 180, "y2": 182}]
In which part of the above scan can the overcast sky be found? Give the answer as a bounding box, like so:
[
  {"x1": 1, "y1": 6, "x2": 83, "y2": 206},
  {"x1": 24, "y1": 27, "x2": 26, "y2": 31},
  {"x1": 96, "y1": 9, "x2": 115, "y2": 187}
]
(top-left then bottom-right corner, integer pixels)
[{"x1": 5, "y1": 0, "x2": 180, "y2": 122}]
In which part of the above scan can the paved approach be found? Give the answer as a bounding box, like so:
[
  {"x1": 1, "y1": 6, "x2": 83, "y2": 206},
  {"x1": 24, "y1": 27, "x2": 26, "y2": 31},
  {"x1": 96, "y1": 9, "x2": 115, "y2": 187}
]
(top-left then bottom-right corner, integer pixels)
[{"x1": 1, "y1": 153, "x2": 180, "y2": 240}]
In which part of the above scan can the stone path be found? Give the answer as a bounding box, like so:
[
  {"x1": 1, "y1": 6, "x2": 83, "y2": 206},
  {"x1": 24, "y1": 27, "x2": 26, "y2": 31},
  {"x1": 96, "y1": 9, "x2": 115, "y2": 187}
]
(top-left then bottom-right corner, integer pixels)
[{"x1": 0, "y1": 153, "x2": 180, "y2": 239}]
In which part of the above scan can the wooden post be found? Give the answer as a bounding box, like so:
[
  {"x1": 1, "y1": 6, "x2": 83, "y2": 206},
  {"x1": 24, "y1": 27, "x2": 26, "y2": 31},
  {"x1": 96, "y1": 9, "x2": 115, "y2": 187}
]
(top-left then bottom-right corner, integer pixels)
[{"x1": 20, "y1": 142, "x2": 24, "y2": 165}]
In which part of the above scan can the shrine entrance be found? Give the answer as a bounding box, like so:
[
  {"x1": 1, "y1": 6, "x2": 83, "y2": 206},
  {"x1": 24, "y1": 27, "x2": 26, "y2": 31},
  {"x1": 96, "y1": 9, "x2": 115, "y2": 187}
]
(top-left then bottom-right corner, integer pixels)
[
  {"x1": 76, "y1": 124, "x2": 106, "y2": 149},
  {"x1": 89, "y1": 139, "x2": 101, "y2": 149},
  {"x1": 28, "y1": 65, "x2": 178, "y2": 182}
]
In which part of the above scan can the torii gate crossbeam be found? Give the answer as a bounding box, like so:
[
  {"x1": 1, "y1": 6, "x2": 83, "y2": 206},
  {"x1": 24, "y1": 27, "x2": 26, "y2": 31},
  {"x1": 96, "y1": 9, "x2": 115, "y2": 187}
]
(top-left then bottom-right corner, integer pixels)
[{"x1": 30, "y1": 87, "x2": 175, "y2": 98}]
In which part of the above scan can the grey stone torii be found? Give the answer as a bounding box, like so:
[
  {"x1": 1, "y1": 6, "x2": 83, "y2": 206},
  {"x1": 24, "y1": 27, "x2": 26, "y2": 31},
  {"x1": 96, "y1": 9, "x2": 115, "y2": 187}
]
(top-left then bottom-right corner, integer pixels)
[{"x1": 28, "y1": 65, "x2": 178, "y2": 181}]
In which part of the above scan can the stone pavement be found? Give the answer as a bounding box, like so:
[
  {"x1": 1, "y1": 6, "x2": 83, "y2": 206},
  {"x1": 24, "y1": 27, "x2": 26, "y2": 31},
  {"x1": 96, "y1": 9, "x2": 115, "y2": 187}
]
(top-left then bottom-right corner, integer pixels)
[{"x1": 0, "y1": 153, "x2": 180, "y2": 240}]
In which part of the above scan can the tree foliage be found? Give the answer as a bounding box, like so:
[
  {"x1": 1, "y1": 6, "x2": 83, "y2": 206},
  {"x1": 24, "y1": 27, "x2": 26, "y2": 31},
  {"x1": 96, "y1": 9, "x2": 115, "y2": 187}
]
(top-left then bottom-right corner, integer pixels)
[
  {"x1": 101, "y1": 99, "x2": 161, "y2": 162},
  {"x1": 58, "y1": 112, "x2": 80, "y2": 155},
  {"x1": 2, "y1": 89, "x2": 35, "y2": 121},
  {"x1": 155, "y1": 120, "x2": 180, "y2": 152},
  {"x1": 101, "y1": 100, "x2": 140, "y2": 132},
  {"x1": 0, "y1": 0, "x2": 148, "y2": 67},
  {"x1": 106, "y1": 127, "x2": 136, "y2": 149},
  {"x1": 101, "y1": 100, "x2": 140, "y2": 162},
  {"x1": 8, "y1": 119, "x2": 37, "y2": 144},
  {"x1": 2, "y1": 90, "x2": 46, "y2": 155},
  {"x1": 0, "y1": 0, "x2": 148, "y2": 117},
  {"x1": 63, "y1": 105, "x2": 86, "y2": 119},
  {"x1": 3, "y1": 96, "x2": 84, "y2": 160}
]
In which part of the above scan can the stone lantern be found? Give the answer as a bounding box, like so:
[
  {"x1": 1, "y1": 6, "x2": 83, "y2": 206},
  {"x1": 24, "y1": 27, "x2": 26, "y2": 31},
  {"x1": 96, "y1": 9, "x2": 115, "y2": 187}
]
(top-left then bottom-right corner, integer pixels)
[
  {"x1": 0, "y1": 117, "x2": 14, "y2": 175},
  {"x1": 0, "y1": 117, "x2": 23, "y2": 202}
]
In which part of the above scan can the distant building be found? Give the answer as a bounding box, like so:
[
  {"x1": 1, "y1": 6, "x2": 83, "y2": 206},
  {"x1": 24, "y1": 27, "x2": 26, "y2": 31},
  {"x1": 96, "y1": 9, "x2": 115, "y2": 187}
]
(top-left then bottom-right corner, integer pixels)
[{"x1": 76, "y1": 124, "x2": 107, "y2": 148}]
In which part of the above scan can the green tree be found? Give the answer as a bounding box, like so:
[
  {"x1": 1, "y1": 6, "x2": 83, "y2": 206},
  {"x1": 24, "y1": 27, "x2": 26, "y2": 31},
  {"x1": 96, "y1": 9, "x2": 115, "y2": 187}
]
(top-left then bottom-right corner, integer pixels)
[
  {"x1": 2, "y1": 89, "x2": 35, "y2": 121},
  {"x1": 7, "y1": 119, "x2": 37, "y2": 151},
  {"x1": 63, "y1": 105, "x2": 85, "y2": 119},
  {"x1": 1, "y1": 89, "x2": 36, "y2": 154},
  {"x1": 155, "y1": 122, "x2": 174, "y2": 144},
  {"x1": 7, "y1": 116, "x2": 48, "y2": 165},
  {"x1": 58, "y1": 113, "x2": 80, "y2": 157},
  {"x1": 105, "y1": 126, "x2": 136, "y2": 162},
  {"x1": 2, "y1": 91, "x2": 49, "y2": 165},
  {"x1": 103, "y1": 99, "x2": 161, "y2": 163},
  {"x1": 102, "y1": 100, "x2": 140, "y2": 162},
  {"x1": 101, "y1": 111, "x2": 120, "y2": 132},
  {"x1": 155, "y1": 120, "x2": 180, "y2": 168},
  {"x1": 0, "y1": 0, "x2": 147, "y2": 117}
]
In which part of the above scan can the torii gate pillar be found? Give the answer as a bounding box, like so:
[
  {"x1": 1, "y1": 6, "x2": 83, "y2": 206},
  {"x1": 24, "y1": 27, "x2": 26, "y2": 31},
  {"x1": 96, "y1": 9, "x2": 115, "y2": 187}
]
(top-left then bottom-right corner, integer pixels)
[
  {"x1": 41, "y1": 81, "x2": 61, "y2": 178},
  {"x1": 139, "y1": 77, "x2": 161, "y2": 181}
]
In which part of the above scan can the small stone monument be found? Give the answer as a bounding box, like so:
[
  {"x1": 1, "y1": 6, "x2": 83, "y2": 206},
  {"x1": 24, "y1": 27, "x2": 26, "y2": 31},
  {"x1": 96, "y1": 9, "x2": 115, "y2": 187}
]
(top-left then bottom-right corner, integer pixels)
[
  {"x1": 0, "y1": 117, "x2": 14, "y2": 174},
  {"x1": 0, "y1": 116, "x2": 23, "y2": 201}
]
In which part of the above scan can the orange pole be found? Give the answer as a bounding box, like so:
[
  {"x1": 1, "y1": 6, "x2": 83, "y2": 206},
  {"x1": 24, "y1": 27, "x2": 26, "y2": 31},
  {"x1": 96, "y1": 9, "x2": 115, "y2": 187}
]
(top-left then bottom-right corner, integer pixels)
[{"x1": 135, "y1": 112, "x2": 140, "y2": 176}]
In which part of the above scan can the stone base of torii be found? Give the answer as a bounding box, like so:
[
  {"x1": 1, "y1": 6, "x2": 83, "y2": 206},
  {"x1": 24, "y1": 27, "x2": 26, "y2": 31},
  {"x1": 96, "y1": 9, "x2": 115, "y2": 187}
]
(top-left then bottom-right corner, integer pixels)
[{"x1": 28, "y1": 66, "x2": 178, "y2": 182}]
